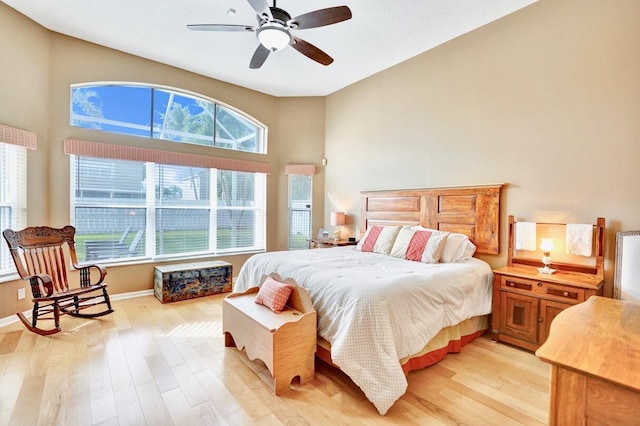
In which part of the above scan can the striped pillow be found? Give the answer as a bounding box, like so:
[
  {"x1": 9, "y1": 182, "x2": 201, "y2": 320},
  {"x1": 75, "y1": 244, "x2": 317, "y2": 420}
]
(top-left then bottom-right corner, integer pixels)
[
  {"x1": 390, "y1": 226, "x2": 449, "y2": 263},
  {"x1": 355, "y1": 226, "x2": 402, "y2": 255},
  {"x1": 254, "y1": 276, "x2": 293, "y2": 313}
]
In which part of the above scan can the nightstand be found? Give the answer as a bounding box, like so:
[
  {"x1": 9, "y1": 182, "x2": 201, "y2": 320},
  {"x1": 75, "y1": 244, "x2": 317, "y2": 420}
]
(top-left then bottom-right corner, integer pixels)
[
  {"x1": 308, "y1": 238, "x2": 357, "y2": 249},
  {"x1": 491, "y1": 215, "x2": 606, "y2": 352},
  {"x1": 491, "y1": 265, "x2": 603, "y2": 351}
]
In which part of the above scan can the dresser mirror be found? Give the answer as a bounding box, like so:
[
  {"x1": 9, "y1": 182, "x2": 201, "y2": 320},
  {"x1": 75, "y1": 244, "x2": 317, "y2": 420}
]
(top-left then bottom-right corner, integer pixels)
[{"x1": 614, "y1": 231, "x2": 640, "y2": 301}]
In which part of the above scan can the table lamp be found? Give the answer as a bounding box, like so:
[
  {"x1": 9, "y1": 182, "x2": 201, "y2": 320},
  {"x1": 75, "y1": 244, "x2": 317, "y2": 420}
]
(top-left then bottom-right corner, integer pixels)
[
  {"x1": 538, "y1": 238, "x2": 556, "y2": 274},
  {"x1": 330, "y1": 212, "x2": 345, "y2": 241}
]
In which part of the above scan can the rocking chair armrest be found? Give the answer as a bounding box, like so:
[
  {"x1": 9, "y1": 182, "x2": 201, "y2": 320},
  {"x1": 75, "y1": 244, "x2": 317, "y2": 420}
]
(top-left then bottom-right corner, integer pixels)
[
  {"x1": 23, "y1": 273, "x2": 55, "y2": 298},
  {"x1": 76, "y1": 263, "x2": 108, "y2": 286}
]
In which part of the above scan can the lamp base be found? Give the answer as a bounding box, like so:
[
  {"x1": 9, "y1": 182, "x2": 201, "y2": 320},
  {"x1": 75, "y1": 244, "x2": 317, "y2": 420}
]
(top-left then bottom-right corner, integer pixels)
[{"x1": 538, "y1": 267, "x2": 556, "y2": 274}]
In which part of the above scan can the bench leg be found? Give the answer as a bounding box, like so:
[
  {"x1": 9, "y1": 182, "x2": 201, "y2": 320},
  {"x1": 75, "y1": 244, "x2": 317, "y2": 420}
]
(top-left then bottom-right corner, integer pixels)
[
  {"x1": 224, "y1": 332, "x2": 236, "y2": 348},
  {"x1": 273, "y1": 360, "x2": 315, "y2": 395},
  {"x1": 299, "y1": 364, "x2": 315, "y2": 385},
  {"x1": 274, "y1": 376, "x2": 291, "y2": 396}
]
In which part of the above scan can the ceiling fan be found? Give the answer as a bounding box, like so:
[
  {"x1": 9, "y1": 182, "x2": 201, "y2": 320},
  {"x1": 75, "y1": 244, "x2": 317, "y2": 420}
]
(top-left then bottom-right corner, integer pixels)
[{"x1": 187, "y1": 0, "x2": 352, "y2": 69}]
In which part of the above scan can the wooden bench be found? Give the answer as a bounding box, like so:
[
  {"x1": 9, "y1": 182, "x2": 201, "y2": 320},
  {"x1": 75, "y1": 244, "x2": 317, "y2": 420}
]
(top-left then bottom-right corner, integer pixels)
[{"x1": 223, "y1": 275, "x2": 316, "y2": 395}]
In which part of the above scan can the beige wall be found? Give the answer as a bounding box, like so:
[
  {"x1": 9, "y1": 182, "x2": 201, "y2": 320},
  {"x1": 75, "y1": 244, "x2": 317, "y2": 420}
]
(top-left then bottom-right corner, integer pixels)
[
  {"x1": 324, "y1": 0, "x2": 640, "y2": 296},
  {"x1": 0, "y1": 3, "x2": 325, "y2": 318}
]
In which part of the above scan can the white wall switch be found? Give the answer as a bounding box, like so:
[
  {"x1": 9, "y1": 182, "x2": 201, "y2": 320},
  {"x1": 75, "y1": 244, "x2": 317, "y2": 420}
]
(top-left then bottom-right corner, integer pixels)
[{"x1": 18, "y1": 288, "x2": 26, "y2": 300}]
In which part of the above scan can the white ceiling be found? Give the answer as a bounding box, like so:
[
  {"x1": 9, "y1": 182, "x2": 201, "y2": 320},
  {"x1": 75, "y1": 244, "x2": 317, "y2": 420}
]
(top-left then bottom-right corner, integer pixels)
[{"x1": 3, "y1": 0, "x2": 537, "y2": 97}]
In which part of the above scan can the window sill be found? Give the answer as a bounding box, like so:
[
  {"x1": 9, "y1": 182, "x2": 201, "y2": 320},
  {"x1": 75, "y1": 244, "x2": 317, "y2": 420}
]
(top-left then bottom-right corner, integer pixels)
[{"x1": 79, "y1": 249, "x2": 265, "y2": 268}]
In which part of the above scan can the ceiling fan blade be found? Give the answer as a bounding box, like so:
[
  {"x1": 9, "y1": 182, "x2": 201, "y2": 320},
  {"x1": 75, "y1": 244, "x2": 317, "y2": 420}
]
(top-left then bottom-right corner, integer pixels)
[
  {"x1": 290, "y1": 6, "x2": 352, "y2": 30},
  {"x1": 246, "y1": 0, "x2": 272, "y2": 20},
  {"x1": 187, "y1": 24, "x2": 255, "y2": 32},
  {"x1": 250, "y1": 44, "x2": 271, "y2": 69},
  {"x1": 291, "y1": 36, "x2": 333, "y2": 66}
]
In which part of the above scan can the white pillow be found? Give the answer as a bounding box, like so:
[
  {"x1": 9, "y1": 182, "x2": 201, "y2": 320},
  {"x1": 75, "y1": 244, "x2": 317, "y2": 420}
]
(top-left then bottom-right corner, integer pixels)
[
  {"x1": 440, "y1": 233, "x2": 477, "y2": 263},
  {"x1": 390, "y1": 226, "x2": 449, "y2": 263},
  {"x1": 355, "y1": 225, "x2": 401, "y2": 255}
]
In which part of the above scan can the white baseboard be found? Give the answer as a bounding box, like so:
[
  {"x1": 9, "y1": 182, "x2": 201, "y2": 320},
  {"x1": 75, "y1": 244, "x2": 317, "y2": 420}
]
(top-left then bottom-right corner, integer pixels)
[
  {"x1": 110, "y1": 289, "x2": 155, "y2": 301},
  {"x1": 0, "y1": 289, "x2": 155, "y2": 328}
]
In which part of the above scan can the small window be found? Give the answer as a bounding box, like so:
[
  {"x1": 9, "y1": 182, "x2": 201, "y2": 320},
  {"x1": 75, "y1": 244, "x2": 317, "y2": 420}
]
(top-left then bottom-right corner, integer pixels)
[
  {"x1": 288, "y1": 175, "x2": 312, "y2": 250},
  {"x1": 70, "y1": 83, "x2": 266, "y2": 154}
]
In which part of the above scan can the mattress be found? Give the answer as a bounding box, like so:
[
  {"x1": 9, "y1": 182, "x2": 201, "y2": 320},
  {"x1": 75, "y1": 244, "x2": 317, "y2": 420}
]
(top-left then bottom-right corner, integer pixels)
[{"x1": 234, "y1": 246, "x2": 493, "y2": 415}]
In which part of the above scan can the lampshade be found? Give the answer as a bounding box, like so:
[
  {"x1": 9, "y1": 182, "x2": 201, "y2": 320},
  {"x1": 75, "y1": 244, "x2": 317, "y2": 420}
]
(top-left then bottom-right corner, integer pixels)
[
  {"x1": 540, "y1": 238, "x2": 554, "y2": 253},
  {"x1": 257, "y1": 23, "x2": 291, "y2": 51},
  {"x1": 330, "y1": 212, "x2": 345, "y2": 226}
]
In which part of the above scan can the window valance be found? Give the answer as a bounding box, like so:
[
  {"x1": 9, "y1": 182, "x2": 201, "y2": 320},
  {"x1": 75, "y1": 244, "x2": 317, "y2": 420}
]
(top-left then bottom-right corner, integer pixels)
[
  {"x1": 64, "y1": 139, "x2": 271, "y2": 174},
  {"x1": 284, "y1": 164, "x2": 316, "y2": 176},
  {"x1": 0, "y1": 123, "x2": 37, "y2": 150}
]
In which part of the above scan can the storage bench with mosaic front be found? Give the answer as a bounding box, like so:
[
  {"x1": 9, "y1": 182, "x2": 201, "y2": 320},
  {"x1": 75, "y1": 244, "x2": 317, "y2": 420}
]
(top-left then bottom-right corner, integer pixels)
[{"x1": 154, "y1": 260, "x2": 232, "y2": 303}]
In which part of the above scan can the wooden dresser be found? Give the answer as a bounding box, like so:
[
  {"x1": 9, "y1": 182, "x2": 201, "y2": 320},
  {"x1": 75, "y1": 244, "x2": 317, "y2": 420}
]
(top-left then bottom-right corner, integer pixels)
[
  {"x1": 536, "y1": 296, "x2": 640, "y2": 425},
  {"x1": 491, "y1": 216, "x2": 605, "y2": 351}
]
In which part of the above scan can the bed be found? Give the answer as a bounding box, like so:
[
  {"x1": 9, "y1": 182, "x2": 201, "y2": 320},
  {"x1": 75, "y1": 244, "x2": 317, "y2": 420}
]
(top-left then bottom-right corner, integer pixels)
[{"x1": 234, "y1": 184, "x2": 503, "y2": 414}]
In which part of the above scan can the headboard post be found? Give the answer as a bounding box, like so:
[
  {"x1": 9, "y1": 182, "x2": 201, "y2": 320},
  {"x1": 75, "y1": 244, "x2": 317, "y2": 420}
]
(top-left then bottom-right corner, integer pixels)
[{"x1": 507, "y1": 215, "x2": 515, "y2": 266}]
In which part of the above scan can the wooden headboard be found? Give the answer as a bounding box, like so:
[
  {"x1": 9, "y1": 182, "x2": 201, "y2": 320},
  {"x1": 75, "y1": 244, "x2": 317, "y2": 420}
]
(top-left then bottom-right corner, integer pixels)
[{"x1": 360, "y1": 184, "x2": 504, "y2": 255}]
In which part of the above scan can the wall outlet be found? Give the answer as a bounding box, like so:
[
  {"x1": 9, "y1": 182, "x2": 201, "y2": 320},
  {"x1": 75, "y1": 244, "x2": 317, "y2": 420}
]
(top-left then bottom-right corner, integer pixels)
[{"x1": 17, "y1": 288, "x2": 26, "y2": 300}]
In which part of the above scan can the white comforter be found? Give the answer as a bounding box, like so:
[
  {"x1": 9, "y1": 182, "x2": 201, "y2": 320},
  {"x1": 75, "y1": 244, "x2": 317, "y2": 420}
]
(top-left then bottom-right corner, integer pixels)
[{"x1": 234, "y1": 247, "x2": 493, "y2": 415}]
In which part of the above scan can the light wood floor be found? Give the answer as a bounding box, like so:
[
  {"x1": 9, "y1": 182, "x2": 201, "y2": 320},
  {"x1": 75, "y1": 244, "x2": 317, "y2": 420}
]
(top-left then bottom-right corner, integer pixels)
[{"x1": 0, "y1": 294, "x2": 550, "y2": 425}]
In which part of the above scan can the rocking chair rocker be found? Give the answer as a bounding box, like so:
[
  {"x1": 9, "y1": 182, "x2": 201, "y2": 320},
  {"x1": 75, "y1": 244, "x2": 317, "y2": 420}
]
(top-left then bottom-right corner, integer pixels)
[{"x1": 3, "y1": 225, "x2": 114, "y2": 336}]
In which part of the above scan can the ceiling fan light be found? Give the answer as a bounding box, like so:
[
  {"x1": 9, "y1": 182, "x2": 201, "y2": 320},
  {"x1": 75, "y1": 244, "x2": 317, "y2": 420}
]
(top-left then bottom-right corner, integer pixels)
[{"x1": 257, "y1": 24, "x2": 291, "y2": 51}]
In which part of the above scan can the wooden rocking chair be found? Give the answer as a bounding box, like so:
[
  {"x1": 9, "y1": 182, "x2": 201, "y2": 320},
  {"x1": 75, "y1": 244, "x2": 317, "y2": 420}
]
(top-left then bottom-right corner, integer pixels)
[{"x1": 2, "y1": 225, "x2": 114, "y2": 336}]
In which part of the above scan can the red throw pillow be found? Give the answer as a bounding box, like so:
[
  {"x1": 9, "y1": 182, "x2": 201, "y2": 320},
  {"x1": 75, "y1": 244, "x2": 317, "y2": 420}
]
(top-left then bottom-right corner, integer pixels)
[{"x1": 254, "y1": 276, "x2": 293, "y2": 313}]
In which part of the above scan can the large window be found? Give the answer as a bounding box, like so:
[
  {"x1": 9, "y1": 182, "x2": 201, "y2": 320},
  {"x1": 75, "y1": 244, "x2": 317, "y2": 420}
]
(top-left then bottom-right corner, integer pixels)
[
  {"x1": 70, "y1": 84, "x2": 266, "y2": 154},
  {"x1": 71, "y1": 155, "x2": 266, "y2": 262},
  {"x1": 0, "y1": 142, "x2": 28, "y2": 276}
]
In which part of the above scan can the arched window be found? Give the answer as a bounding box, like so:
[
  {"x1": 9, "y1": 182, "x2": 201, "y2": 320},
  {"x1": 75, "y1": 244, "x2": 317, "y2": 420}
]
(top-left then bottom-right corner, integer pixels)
[
  {"x1": 67, "y1": 83, "x2": 269, "y2": 263},
  {"x1": 70, "y1": 83, "x2": 266, "y2": 154}
]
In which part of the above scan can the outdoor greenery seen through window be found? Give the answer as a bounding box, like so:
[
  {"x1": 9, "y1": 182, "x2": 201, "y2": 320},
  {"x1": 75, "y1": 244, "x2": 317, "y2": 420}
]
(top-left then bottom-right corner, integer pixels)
[{"x1": 70, "y1": 84, "x2": 266, "y2": 154}]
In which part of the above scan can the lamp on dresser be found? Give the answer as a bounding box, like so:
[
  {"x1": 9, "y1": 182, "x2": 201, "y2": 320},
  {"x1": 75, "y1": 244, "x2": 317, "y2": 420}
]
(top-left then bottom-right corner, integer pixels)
[{"x1": 538, "y1": 238, "x2": 556, "y2": 274}]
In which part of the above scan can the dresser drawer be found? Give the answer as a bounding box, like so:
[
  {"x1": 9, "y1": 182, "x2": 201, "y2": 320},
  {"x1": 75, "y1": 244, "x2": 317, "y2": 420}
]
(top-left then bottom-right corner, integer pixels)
[{"x1": 499, "y1": 275, "x2": 585, "y2": 303}]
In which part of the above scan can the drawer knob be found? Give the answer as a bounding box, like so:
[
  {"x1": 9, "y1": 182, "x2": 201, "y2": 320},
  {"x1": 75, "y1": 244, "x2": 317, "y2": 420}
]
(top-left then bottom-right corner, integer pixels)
[
  {"x1": 563, "y1": 291, "x2": 569, "y2": 297},
  {"x1": 509, "y1": 283, "x2": 515, "y2": 287},
  {"x1": 537, "y1": 282, "x2": 543, "y2": 287}
]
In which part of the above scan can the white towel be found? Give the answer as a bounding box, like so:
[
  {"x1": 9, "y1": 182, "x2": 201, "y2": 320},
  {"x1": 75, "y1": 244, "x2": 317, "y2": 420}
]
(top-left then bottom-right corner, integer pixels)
[
  {"x1": 515, "y1": 222, "x2": 536, "y2": 251},
  {"x1": 566, "y1": 224, "x2": 593, "y2": 256}
]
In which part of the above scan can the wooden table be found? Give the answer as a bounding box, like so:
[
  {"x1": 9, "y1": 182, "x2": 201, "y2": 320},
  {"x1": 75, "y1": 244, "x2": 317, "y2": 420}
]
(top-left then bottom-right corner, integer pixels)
[
  {"x1": 535, "y1": 296, "x2": 640, "y2": 425},
  {"x1": 307, "y1": 238, "x2": 357, "y2": 249}
]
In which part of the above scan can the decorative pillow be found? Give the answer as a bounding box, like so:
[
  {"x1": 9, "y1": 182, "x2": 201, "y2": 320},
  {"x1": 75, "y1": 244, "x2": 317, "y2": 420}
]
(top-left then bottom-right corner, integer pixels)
[
  {"x1": 440, "y1": 233, "x2": 477, "y2": 263},
  {"x1": 254, "y1": 276, "x2": 293, "y2": 313},
  {"x1": 390, "y1": 226, "x2": 449, "y2": 263},
  {"x1": 355, "y1": 225, "x2": 401, "y2": 255}
]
